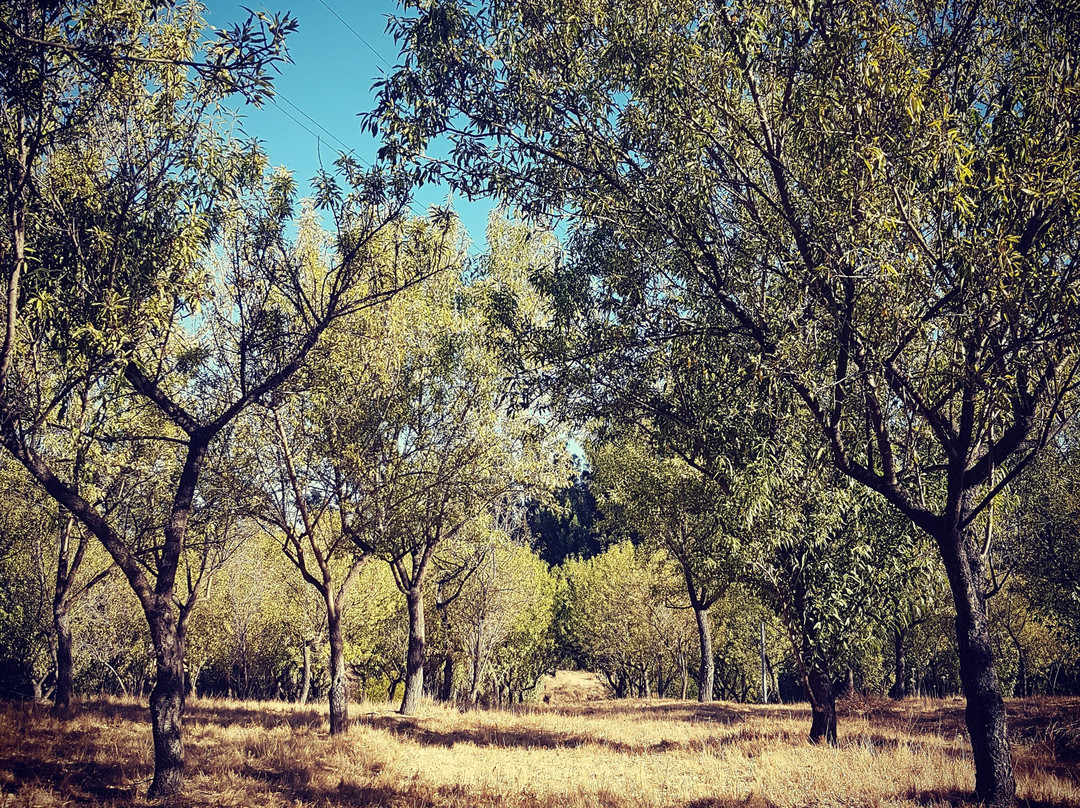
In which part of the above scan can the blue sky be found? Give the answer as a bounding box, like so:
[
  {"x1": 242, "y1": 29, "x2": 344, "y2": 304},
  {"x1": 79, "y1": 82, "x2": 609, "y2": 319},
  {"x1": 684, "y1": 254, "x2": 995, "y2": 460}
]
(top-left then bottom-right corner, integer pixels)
[{"x1": 206, "y1": 0, "x2": 493, "y2": 252}]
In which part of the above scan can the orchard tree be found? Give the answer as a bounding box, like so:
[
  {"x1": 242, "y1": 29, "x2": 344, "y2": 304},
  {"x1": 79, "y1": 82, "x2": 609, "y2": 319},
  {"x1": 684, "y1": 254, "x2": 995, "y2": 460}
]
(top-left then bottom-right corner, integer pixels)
[
  {"x1": 591, "y1": 436, "x2": 740, "y2": 703},
  {"x1": 239, "y1": 211, "x2": 461, "y2": 732},
  {"x1": 442, "y1": 531, "x2": 554, "y2": 707},
  {"x1": 0, "y1": 0, "x2": 425, "y2": 794},
  {"x1": 561, "y1": 542, "x2": 687, "y2": 698},
  {"x1": 371, "y1": 1, "x2": 1080, "y2": 801},
  {"x1": 323, "y1": 242, "x2": 570, "y2": 716}
]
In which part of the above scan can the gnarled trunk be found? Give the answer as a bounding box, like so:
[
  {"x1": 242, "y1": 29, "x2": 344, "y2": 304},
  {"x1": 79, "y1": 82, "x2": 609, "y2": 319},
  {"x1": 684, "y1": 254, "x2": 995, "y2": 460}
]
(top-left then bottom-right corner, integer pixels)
[
  {"x1": 807, "y1": 668, "x2": 837, "y2": 745},
  {"x1": 400, "y1": 585, "x2": 426, "y2": 715},
  {"x1": 147, "y1": 604, "x2": 185, "y2": 798},
  {"x1": 938, "y1": 527, "x2": 1014, "y2": 807}
]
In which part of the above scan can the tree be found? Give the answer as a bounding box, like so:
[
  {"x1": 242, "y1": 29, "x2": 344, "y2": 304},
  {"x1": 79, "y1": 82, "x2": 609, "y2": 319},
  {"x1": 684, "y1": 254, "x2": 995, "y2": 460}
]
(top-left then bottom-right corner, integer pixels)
[
  {"x1": 371, "y1": 2, "x2": 1080, "y2": 801},
  {"x1": 561, "y1": 542, "x2": 688, "y2": 698},
  {"x1": 321, "y1": 244, "x2": 569, "y2": 716},
  {"x1": 590, "y1": 436, "x2": 739, "y2": 703},
  {"x1": 0, "y1": 0, "x2": 427, "y2": 792},
  {"x1": 746, "y1": 435, "x2": 885, "y2": 743},
  {"x1": 441, "y1": 530, "x2": 555, "y2": 707}
]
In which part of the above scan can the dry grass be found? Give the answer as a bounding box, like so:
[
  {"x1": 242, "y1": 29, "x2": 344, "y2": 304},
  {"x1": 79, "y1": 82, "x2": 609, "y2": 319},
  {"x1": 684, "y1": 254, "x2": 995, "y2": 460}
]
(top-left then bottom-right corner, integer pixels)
[{"x1": 0, "y1": 674, "x2": 1077, "y2": 808}]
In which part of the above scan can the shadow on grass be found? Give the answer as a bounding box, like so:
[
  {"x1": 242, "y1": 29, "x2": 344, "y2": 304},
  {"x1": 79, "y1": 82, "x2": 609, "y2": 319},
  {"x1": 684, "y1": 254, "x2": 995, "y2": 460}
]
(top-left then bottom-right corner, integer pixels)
[
  {"x1": 2, "y1": 745, "x2": 146, "y2": 804},
  {"x1": 79, "y1": 695, "x2": 326, "y2": 731},
  {"x1": 357, "y1": 707, "x2": 791, "y2": 756},
  {"x1": 250, "y1": 773, "x2": 787, "y2": 808},
  {"x1": 552, "y1": 700, "x2": 750, "y2": 725}
]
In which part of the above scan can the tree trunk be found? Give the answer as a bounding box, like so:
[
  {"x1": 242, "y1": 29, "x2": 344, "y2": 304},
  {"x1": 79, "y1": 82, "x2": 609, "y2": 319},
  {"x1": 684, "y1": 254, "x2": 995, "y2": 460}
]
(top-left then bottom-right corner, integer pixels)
[
  {"x1": 694, "y1": 606, "x2": 714, "y2": 703},
  {"x1": 680, "y1": 651, "x2": 688, "y2": 700},
  {"x1": 839, "y1": 666, "x2": 855, "y2": 698},
  {"x1": 1016, "y1": 647, "x2": 1027, "y2": 698},
  {"x1": 400, "y1": 585, "x2": 426, "y2": 715},
  {"x1": 439, "y1": 654, "x2": 455, "y2": 703},
  {"x1": 147, "y1": 605, "x2": 185, "y2": 798},
  {"x1": 807, "y1": 668, "x2": 837, "y2": 745},
  {"x1": 53, "y1": 601, "x2": 74, "y2": 713},
  {"x1": 890, "y1": 628, "x2": 908, "y2": 700},
  {"x1": 327, "y1": 611, "x2": 348, "y2": 734},
  {"x1": 467, "y1": 616, "x2": 485, "y2": 707},
  {"x1": 298, "y1": 639, "x2": 312, "y2": 705},
  {"x1": 938, "y1": 528, "x2": 1014, "y2": 808}
]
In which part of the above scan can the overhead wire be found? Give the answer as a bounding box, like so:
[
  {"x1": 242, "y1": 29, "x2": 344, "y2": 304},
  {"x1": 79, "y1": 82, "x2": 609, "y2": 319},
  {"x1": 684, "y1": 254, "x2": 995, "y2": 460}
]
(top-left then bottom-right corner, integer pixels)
[
  {"x1": 316, "y1": 0, "x2": 395, "y2": 69},
  {"x1": 264, "y1": 1, "x2": 481, "y2": 253}
]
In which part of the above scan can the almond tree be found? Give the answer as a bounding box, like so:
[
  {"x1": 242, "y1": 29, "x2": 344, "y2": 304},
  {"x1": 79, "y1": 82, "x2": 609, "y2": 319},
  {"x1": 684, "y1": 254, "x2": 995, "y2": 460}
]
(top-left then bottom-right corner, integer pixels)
[
  {"x1": 590, "y1": 437, "x2": 739, "y2": 703},
  {"x1": 0, "y1": 0, "x2": 421, "y2": 792},
  {"x1": 329, "y1": 251, "x2": 569, "y2": 716},
  {"x1": 240, "y1": 212, "x2": 461, "y2": 733},
  {"x1": 371, "y1": 2, "x2": 1080, "y2": 801}
]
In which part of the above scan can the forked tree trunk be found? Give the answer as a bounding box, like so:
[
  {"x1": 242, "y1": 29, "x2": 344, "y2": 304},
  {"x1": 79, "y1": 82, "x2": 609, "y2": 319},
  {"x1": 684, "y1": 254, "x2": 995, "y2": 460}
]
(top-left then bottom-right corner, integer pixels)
[
  {"x1": 807, "y1": 668, "x2": 837, "y2": 745},
  {"x1": 694, "y1": 606, "x2": 714, "y2": 703},
  {"x1": 938, "y1": 526, "x2": 1014, "y2": 807},
  {"x1": 147, "y1": 604, "x2": 185, "y2": 798},
  {"x1": 400, "y1": 586, "x2": 426, "y2": 715},
  {"x1": 327, "y1": 611, "x2": 348, "y2": 734}
]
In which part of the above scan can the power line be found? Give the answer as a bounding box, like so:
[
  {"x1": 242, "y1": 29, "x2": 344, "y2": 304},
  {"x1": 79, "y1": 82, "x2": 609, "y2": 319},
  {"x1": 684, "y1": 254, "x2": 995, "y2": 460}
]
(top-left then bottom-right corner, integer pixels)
[
  {"x1": 268, "y1": 94, "x2": 475, "y2": 249},
  {"x1": 273, "y1": 93, "x2": 357, "y2": 159},
  {"x1": 317, "y1": 0, "x2": 394, "y2": 69}
]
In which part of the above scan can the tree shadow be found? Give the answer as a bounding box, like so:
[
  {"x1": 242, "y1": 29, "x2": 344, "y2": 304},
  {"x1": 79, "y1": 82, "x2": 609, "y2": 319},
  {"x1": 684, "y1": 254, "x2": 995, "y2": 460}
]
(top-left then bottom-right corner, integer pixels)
[
  {"x1": 359, "y1": 713, "x2": 643, "y2": 753},
  {"x1": 547, "y1": 700, "x2": 750, "y2": 725},
  {"x1": 1, "y1": 742, "x2": 147, "y2": 804},
  {"x1": 358, "y1": 709, "x2": 799, "y2": 756},
  {"x1": 80, "y1": 695, "x2": 326, "y2": 731}
]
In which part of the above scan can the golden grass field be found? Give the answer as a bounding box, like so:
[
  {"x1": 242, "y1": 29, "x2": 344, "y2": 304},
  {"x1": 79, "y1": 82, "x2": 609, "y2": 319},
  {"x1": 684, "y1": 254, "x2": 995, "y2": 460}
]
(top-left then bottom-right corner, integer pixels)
[{"x1": 1, "y1": 671, "x2": 1077, "y2": 808}]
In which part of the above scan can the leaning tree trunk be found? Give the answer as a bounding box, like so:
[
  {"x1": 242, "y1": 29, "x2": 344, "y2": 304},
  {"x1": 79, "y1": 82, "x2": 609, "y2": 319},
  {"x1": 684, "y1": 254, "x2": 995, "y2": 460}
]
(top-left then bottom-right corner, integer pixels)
[
  {"x1": 327, "y1": 610, "x2": 349, "y2": 734},
  {"x1": 694, "y1": 606, "x2": 715, "y2": 703},
  {"x1": 807, "y1": 667, "x2": 838, "y2": 745},
  {"x1": 400, "y1": 585, "x2": 426, "y2": 715},
  {"x1": 938, "y1": 527, "x2": 1014, "y2": 807},
  {"x1": 146, "y1": 602, "x2": 185, "y2": 798}
]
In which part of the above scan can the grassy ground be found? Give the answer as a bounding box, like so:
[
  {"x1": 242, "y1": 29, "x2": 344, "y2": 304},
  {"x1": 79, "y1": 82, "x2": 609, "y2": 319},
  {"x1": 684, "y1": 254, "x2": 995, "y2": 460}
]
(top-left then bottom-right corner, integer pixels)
[{"x1": 1, "y1": 672, "x2": 1077, "y2": 808}]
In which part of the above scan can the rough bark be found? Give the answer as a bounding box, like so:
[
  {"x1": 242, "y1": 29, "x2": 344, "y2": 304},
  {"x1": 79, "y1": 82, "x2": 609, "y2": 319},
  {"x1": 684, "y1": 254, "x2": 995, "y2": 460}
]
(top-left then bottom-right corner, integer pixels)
[
  {"x1": 327, "y1": 613, "x2": 348, "y2": 734},
  {"x1": 807, "y1": 668, "x2": 838, "y2": 745},
  {"x1": 694, "y1": 606, "x2": 714, "y2": 703},
  {"x1": 147, "y1": 604, "x2": 185, "y2": 798},
  {"x1": 938, "y1": 527, "x2": 1014, "y2": 808},
  {"x1": 400, "y1": 585, "x2": 426, "y2": 715}
]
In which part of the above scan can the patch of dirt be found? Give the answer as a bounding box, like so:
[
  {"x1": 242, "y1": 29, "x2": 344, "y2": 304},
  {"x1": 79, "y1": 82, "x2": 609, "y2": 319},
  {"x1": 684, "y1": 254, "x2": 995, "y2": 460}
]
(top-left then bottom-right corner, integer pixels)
[{"x1": 539, "y1": 670, "x2": 610, "y2": 705}]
